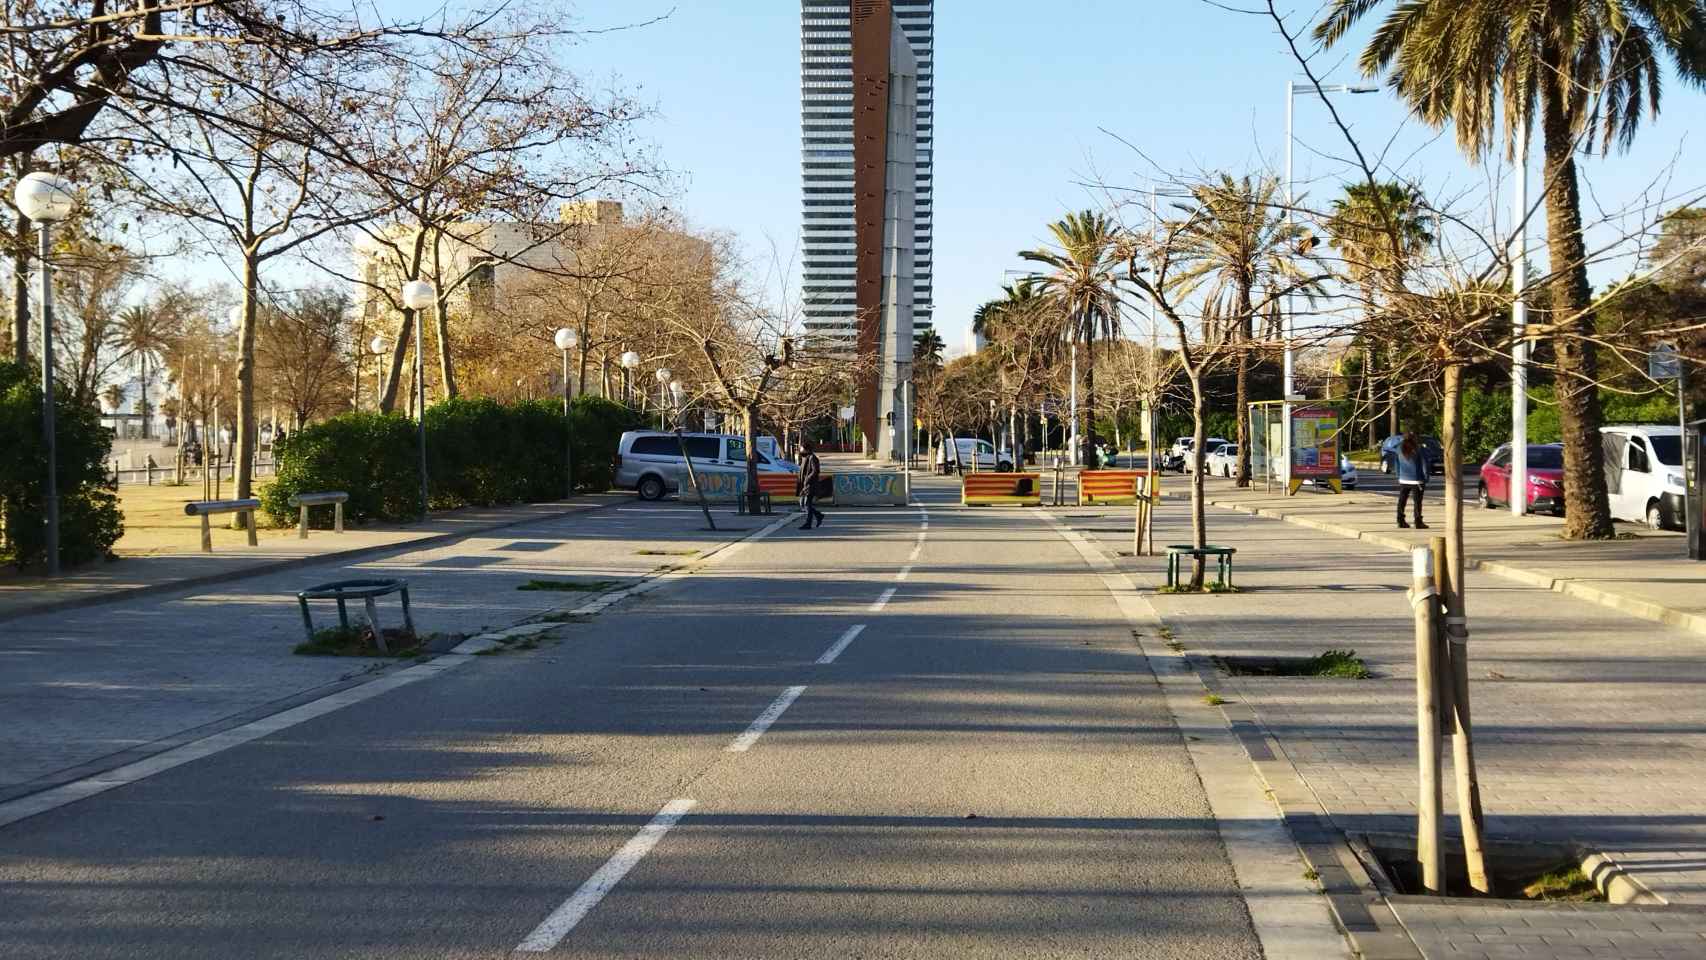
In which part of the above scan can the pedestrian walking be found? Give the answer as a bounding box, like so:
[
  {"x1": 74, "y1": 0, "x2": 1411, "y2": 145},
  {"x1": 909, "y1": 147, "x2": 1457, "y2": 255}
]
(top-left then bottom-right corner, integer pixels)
[
  {"x1": 1396, "y1": 431, "x2": 1430, "y2": 529},
  {"x1": 798, "y1": 441, "x2": 826, "y2": 530}
]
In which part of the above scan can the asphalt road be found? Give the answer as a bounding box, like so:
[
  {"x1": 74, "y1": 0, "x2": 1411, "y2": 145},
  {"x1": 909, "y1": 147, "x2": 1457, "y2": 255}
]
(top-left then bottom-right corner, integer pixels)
[{"x1": 0, "y1": 476, "x2": 1266, "y2": 959}]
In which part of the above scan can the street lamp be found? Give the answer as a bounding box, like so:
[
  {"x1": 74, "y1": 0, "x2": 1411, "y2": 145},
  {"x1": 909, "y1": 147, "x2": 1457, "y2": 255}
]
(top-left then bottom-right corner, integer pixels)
[
  {"x1": 1283, "y1": 81, "x2": 1378, "y2": 491},
  {"x1": 670, "y1": 379, "x2": 685, "y2": 424},
  {"x1": 400, "y1": 279, "x2": 436, "y2": 519},
  {"x1": 554, "y1": 327, "x2": 578, "y2": 500},
  {"x1": 369, "y1": 335, "x2": 389, "y2": 410},
  {"x1": 15, "y1": 172, "x2": 76, "y2": 575},
  {"x1": 619, "y1": 350, "x2": 640, "y2": 407},
  {"x1": 655, "y1": 367, "x2": 673, "y2": 429}
]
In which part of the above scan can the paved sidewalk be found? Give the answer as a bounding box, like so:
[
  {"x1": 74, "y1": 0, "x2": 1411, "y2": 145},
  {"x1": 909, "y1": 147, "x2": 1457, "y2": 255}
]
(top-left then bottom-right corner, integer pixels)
[
  {"x1": 0, "y1": 501, "x2": 781, "y2": 803},
  {"x1": 0, "y1": 495, "x2": 627, "y2": 623},
  {"x1": 1062, "y1": 500, "x2": 1706, "y2": 958},
  {"x1": 1181, "y1": 476, "x2": 1706, "y2": 639}
]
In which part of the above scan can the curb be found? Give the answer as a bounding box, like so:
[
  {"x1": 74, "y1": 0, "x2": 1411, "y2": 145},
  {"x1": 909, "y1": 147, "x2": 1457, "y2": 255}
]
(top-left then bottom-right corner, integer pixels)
[
  {"x1": 0, "y1": 499, "x2": 619, "y2": 626},
  {"x1": 1195, "y1": 494, "x2": 1706, "y2": 641}
]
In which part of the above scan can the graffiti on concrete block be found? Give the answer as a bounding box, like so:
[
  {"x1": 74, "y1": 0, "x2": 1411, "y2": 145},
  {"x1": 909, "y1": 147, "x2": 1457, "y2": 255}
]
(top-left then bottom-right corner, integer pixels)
[{"x1": 833, "y1": 472, "x2": 904, "y2": 504}]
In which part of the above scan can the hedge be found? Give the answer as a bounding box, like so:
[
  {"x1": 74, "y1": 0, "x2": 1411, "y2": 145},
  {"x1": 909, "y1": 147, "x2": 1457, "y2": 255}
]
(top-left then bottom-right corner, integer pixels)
[
  {"x1": 263, "y1": 395, "x2": 641, "y2": 527},
  {"x1": 0, "y1": 360, "x2": 124, "y2": 568}
]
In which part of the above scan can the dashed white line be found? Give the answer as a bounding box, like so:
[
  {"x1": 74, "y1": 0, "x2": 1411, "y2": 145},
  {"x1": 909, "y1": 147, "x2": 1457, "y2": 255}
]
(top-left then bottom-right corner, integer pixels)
[
  {"x1": 726, "y1": 685, "x2": 808, "y2": 753},
  {"x1": 816, "y1": 624, "x2": 866, "y2": 664},
  {"x1": 512, "y1": 797, "x2": 697, "y2": 952},
  {"x1": 908, "y1": 545, "x2": 922, "y2": 562},
  {"x1": 895, "y1": 565, "x2": 912, "y2": 582},
  {"x1": 869, "y1": 587, "x2": 897, "y2": 612}
]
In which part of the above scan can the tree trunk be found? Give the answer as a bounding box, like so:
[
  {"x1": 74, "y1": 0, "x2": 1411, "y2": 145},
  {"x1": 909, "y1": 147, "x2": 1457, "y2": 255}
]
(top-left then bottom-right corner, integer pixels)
[
  {"x1": 1188, "y1": 374, "x2": 1209, "y2": 589},
  {"x1": 12, "y1": 214, "x2": 28, "y2": 363},
  {"x1": 378, "y1": 310, "x2": 413, "y2": 414},
  {"x1": 1364, "y1": 345, "x2": 1376, "y2": 449},
  {"x1": 234, "y1": 257, "x2": 259, "y2": 501},
  {"x1": 1082, "y1": 329, "x2": 1098, "y2": 468},
  {"x1": 1540, "y1": 55, "x2": 1614, "y2": 540},
  {"x1": 434, "y1": 297, "x2": 458, "y2": 400},
  {"x1": 139, "y1": 353, "x2": 149, "y2": 440},
  {"x1": 744, "y1": 403, "x2": 762, "y2": 514}
]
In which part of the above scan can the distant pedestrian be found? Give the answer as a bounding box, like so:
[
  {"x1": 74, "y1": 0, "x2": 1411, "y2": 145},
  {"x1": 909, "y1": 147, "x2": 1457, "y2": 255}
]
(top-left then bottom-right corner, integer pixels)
[
  {"x1": 1396, "y1": 431, "x2": 1430, "y2": 530},
  {"x1": 798, "y1": 441, "x2": 826, "y2": 530}
]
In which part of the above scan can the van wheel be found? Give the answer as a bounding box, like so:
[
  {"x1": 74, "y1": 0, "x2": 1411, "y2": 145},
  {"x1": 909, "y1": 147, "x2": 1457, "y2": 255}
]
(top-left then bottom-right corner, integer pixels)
[
  {"x1": 1477, "y1": 484, "x2": 1493, "y2": 509},
  {"x1": 1647, "y1": 500, "x2": 1665, "y2": 531},
  {"x1": 637, "y1": 475, "x2": 666, "y2": 501},
  {"x1": 998, "y1": 461, "x2": 1012, "y2": 473}
]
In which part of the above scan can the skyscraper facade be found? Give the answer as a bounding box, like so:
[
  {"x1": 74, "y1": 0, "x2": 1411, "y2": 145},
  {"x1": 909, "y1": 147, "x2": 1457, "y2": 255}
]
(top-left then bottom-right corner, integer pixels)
[{"x1": 800, "y1": 0, "x2": 932, "y2": 344}]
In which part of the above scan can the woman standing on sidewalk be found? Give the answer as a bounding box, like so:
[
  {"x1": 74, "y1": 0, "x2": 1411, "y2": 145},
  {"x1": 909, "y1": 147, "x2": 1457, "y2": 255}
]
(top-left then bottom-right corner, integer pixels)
[{"x1": 1396, "y1": 432, "x2": 1430, "y2": 529}]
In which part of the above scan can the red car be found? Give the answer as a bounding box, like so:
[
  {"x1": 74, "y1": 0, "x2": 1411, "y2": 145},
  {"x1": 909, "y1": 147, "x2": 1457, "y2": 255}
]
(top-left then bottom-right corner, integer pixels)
[{"x1": 1478, "y1": 443, "x2": 1565, "y2": 515}]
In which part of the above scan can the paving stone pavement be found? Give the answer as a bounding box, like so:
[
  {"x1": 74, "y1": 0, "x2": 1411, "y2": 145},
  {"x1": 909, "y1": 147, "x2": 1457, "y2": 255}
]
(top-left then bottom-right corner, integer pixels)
[
  {"x1": 1061, "y1": 501, "x2": 1706, "y2": 958},
  {"x1": 0, "y1": 503, "x2": 773, "y2": 800}
]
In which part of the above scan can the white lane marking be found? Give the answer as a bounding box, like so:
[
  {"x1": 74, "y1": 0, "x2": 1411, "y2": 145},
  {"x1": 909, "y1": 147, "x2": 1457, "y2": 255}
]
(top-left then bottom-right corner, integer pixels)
[
  {"x1": 727, "y1": 685, "x2": 808, "y2": 753},
  {"x1": 908, "y1": 545, "x2": 922, "y2": 562},
  {"x1": 512, "y1": 798, "x2": 698, "y2": 952},
  {"x1": 895, "y1": 565, "x2": 912, "y2": 582},
  {"x1": 816, "y1": 624, "x2": 866, "y2": 664},
  {"x1": 869, "y1": 587, "x2": 897, "y2": 612}
]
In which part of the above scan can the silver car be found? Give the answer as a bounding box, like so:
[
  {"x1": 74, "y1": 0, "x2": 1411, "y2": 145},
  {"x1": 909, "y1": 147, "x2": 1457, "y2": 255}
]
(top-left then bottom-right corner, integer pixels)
[{"x1": 614, "y1": 431, "x2": 789, "y2": 501}]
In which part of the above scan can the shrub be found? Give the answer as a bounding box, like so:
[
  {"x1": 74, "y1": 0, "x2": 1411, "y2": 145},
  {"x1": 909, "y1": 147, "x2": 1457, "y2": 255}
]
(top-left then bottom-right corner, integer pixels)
[
  {"x1": 0, "y1": 360, "x2": 124, "y2": 568},
  {"x1": 264, "y1": 396, "x2": 641, "y2": 528},
  {"x1": 262, "y1": 412, "x2": 422, "y2": 526}
]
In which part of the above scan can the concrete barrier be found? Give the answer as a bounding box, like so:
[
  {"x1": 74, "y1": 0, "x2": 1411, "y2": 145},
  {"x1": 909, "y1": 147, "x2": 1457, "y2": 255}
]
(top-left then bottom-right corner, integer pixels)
[
  {"x1": 962, "y1": 472, "x2": 1042, "y2": 507},
  {"x1": 675, "y1": 467, "x2": 746, "y2": 503},
  {"x1": 832, "y1": 471, "x2": 906, "y2": 506}
]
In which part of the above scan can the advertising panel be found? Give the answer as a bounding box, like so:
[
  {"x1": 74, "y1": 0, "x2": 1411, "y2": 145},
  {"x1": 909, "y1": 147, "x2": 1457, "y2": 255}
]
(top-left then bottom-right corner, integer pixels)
[{"x1": 1290, "y1": 408, "x2": 1339, "y2": 479}]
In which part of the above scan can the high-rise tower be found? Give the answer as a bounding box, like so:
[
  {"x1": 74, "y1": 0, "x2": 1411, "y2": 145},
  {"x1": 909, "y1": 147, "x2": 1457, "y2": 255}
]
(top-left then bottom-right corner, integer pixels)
[{"x1": 800, "y1": 0, "x2": 932, "y2": 457}]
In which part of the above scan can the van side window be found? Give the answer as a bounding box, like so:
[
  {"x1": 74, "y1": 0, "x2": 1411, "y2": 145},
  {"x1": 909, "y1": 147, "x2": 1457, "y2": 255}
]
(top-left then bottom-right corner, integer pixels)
[
  {"x1": 723, "y1": 438, "x2": 746, "y2": 461},
  {"x1": 631, "y1": 437, "x2": 680, "y2": 456},
  {"x1": 1629, "y1": 437, "x2": 1651, "y2": 473},
  {"x1": 683, "y1": 437, "x2": 720, "y2": 460}
]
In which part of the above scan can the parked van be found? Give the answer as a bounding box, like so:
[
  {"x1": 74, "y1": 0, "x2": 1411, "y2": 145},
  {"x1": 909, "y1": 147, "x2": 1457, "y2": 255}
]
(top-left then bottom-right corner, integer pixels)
[
  {"x1": 1601, "y1": 424, "x2": 1688, "y2": 530},
  {"x1": 755, "y1": 435, "x2": 798, "y2": 472},
  {"x1": 935, "y1": 437, "x2": 1015, "y2": 473},
  {"x1": 614, "y1": 431, "x2": 790, "y2": 501}
]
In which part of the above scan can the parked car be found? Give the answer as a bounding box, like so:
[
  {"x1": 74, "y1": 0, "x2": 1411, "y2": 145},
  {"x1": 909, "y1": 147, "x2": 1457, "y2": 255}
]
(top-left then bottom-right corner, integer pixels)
[
  {"x1": 1378, "y1": 434, "x2": 1443, "y2": 475},
  {"x1": 1478, "y1": 443, "x2": 1565, "y2": 515},
  {"x1": 936, "y1": 437, "x2": 1015, "y2": 473},
  {"x1": 755, "y1": 435, "x2": 798, "y2": 472},
  {"x1": 1601, "y1": 425, "x2": 1687, "y2": 530},
  {"x1": 1206, "y1": 443, "x2": 1239, "y2": 478},
  {"x1": 614, "y1": 431, "x2": 789, "y2": 501},
  {"x1": 1184, "y1": 438, "x2": 1230, "y2": 474},
  {"x1": 1301, "y1": 455, "x2": 1359, "y2": 490}
]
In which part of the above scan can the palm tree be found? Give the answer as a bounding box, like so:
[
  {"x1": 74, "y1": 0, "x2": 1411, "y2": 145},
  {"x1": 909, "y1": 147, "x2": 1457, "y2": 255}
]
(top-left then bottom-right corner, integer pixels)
[
  {"x1": 1170, "y1": 174, "x2": 1316, "y2": 486},
  {"x1": 1316, "y1": 0, "x2": 1706, "y2": 537},
  {"x1": 101, "y1": 382, "x2": 125, "y2": 415},
  {"x1": 914, "y1": 328, "x2": 946, "y2": 370},
  {"x1": 1020, "y1": 211, "x2": 1124, "y2": 467},
  {"x1": 1326, "y1": 181, "x2": 1436, "y2": 443},
  {"x1": 114, "y1": 304, "x2": 175, "y2": 440}
]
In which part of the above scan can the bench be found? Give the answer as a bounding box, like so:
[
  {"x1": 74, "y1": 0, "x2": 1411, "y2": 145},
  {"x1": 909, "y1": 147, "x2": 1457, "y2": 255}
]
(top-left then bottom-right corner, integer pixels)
[
  {"x1": 295, "y1": 578, "x2": 414, "y2": 652},
  {"x1": 1165, "y1": 544, "x2": 1237, "y2": 589},
  {"x1": 962, "y1": 472, "x2": 1042, "y2": 507},
  {"x1": 183, "y1": 498, "x2": 261, "y2": 552},
  {"x1": 287, "y1": 490, "x2": 349, "y2": 539},
  {"x1": 1078, "y1": 469, "x2": 1153, "y2": 506},
  {"x1": 737, "y1": 492, "x2": 773, "y2": 515}
]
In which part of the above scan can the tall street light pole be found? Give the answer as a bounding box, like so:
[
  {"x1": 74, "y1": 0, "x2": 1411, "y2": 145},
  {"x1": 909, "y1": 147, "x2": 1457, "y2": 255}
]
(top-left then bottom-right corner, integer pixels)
[
  {"x1": 369, "y1": 335, "x2": 389, "y2": 410},
  {"x1": 1510, "y1": 128, "x2": 1530, "y2": 517},
  {"x1": 14, "y1": 172, "x2": 76, "y2": 575},
  {"x1": 400, "y1": 280, "x2": 436, "y2": 519},
  {"x1": 556, "y1": 327, "x2": 579, "y2": 500},
  {"x1": 1285, "y1": 81, "x2": 1377, "y2": 491},
  {"x1": 619, "y1": 351, "x2": 640, "y2": 408},
  {"x1": 655, "y1": 367, "x2": 672, "y2": 430}
]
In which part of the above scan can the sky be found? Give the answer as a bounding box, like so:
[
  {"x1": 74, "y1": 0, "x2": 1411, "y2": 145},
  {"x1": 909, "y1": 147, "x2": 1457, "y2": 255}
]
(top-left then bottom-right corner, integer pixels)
[{"x1": 418, "y1": 2, "x2": 1706, "y2": 354}]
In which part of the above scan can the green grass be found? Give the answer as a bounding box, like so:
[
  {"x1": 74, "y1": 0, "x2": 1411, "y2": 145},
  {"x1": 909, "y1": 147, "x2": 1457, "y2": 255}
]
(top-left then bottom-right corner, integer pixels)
[
  {"x1": 1522, "y1": 867, "x2": 1603, "y2": 902},
  {"x1": 293, "y1": 625, "x2": 422, "y2": 658},
  {"x1": 1202, "y1": 693, "x2": 1228, "y2": 706},
  {"x1": 1303, "y1": 649, "x2": 1372, "y2": 679},
  {"x1": 516, "y1": 579, "x2": 620, "y2": 593}
]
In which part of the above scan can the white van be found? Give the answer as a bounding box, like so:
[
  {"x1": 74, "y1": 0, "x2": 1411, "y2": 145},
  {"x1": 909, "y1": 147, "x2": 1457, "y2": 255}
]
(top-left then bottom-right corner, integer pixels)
[
  {"x1": 1600, "y1": 425, "x2": 1688, "y2": 530},
  {"x1": 935, "y1": 437, "x2": 1015, "y2": 473}
]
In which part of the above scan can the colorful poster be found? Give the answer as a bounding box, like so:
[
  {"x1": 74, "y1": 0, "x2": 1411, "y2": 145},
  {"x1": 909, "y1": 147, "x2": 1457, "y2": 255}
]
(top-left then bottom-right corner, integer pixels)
[{"x1": 1290, "y1": 408, "x2": 1339, "y2": 478}]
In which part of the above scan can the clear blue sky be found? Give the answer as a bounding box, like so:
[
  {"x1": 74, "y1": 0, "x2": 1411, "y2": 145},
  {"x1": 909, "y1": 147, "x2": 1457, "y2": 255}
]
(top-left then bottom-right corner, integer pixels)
[{"x1": 497, "y1": 3, "x2": 1706, "y2": 351}]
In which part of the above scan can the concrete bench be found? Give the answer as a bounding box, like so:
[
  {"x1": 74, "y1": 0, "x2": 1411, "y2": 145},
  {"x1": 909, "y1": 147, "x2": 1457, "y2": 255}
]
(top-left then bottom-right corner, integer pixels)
[
  {"x1": 962, "y1": 472, "x2": 1041, "y2": 507},
  {"x1": 1078, "y1": 469, "x2": 1152, "y2": 506},
  {"x1": 287, "y1": 491, "x2": 349, "y2": 538},
  {"x1": 183, "y1": 498, "x2": 261, "y2": 552}
]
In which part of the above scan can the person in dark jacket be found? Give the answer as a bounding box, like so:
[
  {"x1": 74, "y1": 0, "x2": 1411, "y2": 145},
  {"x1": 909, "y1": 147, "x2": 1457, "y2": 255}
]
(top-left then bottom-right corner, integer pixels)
[
  {"x1": 799, "y1": 442, "x2": 826, "y2": 529},
  {"x1": 1396, "y1": 431, "x2": 1430, "y2": 529}
]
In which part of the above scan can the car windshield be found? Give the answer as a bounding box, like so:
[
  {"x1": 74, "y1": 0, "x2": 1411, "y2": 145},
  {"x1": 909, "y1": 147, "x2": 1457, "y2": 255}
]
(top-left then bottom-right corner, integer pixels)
[
  {"x1": 1527, "y1": 446, "x2": 1563, "y2": 469},
  {"x1": 1650, "y1": 435, "x2": 1682, "y2": 466}
]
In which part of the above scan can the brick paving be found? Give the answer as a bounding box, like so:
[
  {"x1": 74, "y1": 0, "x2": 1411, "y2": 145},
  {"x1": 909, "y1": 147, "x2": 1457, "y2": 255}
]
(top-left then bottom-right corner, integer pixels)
[{"x1": 1062, "y1": 499, "x2": 1706, "y2": 958}]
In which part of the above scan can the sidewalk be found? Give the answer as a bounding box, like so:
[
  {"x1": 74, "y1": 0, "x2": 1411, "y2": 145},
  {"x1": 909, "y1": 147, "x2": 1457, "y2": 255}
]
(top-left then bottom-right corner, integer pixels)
[
  {"x1": 1180, "y1": 476, "x2": 1706, "y2": 639},
  {"x1": 0, "y1": 492, "x2": 629, "y2": 623},
  {"x1": 1062, "y1": 501, "x2": 1706, "y2": 958}
]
